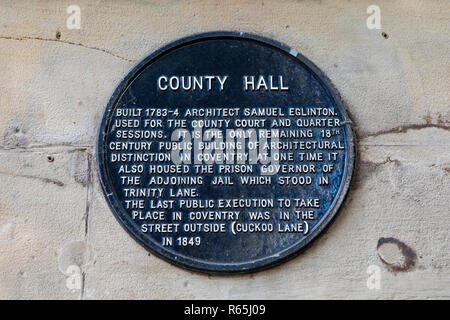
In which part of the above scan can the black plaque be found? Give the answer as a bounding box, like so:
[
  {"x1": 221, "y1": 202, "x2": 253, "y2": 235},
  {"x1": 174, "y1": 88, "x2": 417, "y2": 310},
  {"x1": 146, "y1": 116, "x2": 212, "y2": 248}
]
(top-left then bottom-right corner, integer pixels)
[{"x1": 97, "y1": 32, "x2": 355, "y2": 274}]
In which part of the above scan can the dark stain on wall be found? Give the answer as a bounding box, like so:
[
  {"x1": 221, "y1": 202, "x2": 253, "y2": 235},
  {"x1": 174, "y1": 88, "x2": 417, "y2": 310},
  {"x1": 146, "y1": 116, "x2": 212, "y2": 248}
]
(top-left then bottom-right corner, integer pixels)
[{"x1": 377, "y1": 237, "x2": 417, "y2": 273}]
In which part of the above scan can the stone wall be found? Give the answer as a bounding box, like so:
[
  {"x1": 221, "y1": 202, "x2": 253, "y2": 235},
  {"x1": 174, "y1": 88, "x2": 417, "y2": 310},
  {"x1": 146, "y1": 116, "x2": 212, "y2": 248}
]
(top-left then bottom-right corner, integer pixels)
[{"x1": 0, "y1": 0, "x2": 448, "y2": 299}]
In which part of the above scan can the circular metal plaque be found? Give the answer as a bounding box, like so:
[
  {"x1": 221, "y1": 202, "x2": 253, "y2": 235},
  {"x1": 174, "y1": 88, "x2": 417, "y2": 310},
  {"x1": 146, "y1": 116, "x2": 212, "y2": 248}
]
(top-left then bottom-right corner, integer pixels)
[{"x1": 97, "y1": 31, "x2": 355, "y2": 274}]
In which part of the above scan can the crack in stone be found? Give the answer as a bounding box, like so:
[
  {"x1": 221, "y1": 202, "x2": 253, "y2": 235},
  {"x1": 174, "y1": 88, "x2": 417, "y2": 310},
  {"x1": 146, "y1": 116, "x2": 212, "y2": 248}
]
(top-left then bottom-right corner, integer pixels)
[
  {"x1": 0, "y1": 144, "x2": 93, "y2": 151},
  {"x1": 361, "y1": 123, "x2": 450, "y2": 139},
  {"x1": 0, "y1": 171, "x2": 65, "y2": 187},
  {"x1": 0, "y1": 35, "x2": 135, "y2": 63},
  {"x1": 83, "y1": 152, "x2": 93, "y2": 239},
  {"x1": 360, "y1": 156, "x2": 401, "y2": 167},
  {"x1": 81, "y1": 151, "x2": 93, "y2": 300}
]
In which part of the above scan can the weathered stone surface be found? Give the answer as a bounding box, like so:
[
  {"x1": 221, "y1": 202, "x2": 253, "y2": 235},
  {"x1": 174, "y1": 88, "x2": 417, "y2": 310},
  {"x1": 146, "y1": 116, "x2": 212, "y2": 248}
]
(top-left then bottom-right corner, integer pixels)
[
  {"x1": 83, "y1": 129, "x2": 450, "y2": 299},
  {"x1": 0, "y1": 148, "x2": 89, "y2": 299},
  {"x1": 0, "y1": 0, "x2": 449, "y2": 299}
]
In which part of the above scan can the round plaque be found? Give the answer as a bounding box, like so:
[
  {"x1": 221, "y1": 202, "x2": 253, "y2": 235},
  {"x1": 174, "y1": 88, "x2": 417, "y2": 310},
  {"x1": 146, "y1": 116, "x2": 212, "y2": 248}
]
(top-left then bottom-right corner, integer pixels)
[{"x1": 97, "y1": 31, "x2": 355, "y2": 274}]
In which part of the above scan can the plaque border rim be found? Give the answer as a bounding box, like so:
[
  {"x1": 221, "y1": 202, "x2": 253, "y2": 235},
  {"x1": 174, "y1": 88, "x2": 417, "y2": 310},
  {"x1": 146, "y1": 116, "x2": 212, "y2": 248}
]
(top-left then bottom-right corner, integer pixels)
[{"x1": 96, "y1": 31, "x2": 356, "y2": 275}]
